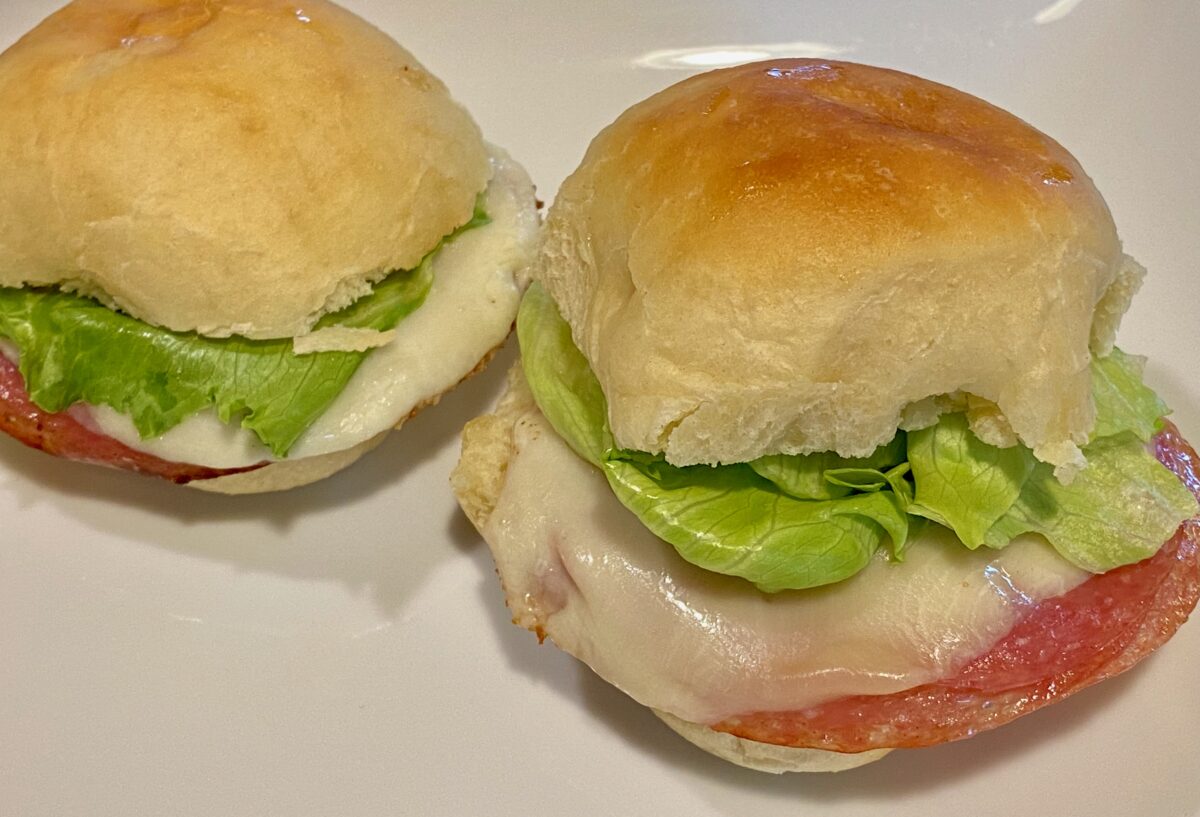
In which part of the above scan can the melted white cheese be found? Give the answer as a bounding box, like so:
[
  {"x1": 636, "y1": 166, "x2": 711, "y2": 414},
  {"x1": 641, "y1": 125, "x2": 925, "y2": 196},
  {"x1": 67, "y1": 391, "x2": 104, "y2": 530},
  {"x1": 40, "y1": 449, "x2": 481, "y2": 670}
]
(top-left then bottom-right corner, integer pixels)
[
  {"x1": 87, "y1": 147, "x2": 538, "y2": 468},
  {"x1": 484, "y1": 404, "x2": 1091, "y2": 726}
]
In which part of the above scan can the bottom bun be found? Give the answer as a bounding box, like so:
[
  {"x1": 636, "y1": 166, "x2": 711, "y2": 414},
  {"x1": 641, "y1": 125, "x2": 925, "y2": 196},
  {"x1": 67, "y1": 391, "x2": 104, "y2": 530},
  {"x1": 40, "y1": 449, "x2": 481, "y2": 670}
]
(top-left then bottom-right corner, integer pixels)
[
  {"x1": 188, "y1": 432, "x2": 389, "y2": 495},
  {"x1": 653, "y1": 710, "x2": 891, "y2": 773}
]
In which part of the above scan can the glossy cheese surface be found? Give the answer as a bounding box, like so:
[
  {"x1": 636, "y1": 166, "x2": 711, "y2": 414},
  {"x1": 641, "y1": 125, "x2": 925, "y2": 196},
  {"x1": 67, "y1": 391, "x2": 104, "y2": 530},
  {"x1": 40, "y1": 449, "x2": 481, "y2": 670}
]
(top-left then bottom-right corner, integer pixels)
[
  {"x1": 715, "y1": 422, "x2": 1200, "y2": 749},
  {"x1": 484, "y1": 403, "x2": 1090, "y2": 725}
]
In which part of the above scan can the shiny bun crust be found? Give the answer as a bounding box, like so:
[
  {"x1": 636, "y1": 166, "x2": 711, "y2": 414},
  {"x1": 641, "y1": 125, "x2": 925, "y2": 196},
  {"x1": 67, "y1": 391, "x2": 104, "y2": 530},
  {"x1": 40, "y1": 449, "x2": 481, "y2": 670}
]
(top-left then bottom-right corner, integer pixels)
[
  {"x1": 539, "y1": 59, "x2": 1134, "y2": 469},
  {"x1": 0, "y1": 0, "x2": 490, "y2": 339}
]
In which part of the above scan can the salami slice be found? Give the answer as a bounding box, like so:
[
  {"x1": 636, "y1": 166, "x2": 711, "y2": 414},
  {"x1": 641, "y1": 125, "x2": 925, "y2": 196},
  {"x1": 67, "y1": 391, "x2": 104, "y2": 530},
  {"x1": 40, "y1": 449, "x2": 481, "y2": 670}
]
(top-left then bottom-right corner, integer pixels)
[
  {"x1": 0, "y1": 352, "x2": 266, "y2": 484},
  {"x1": 713, "y1": 421, "x2": 1200, "y2": 752}
]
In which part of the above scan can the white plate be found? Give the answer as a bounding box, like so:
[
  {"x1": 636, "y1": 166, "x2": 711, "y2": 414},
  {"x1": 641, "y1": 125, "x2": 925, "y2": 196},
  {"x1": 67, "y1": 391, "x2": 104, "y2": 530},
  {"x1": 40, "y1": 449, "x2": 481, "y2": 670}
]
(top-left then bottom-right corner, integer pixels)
[{"x1": 2, "y1": 2, "x2": 1198, "y2": 815}]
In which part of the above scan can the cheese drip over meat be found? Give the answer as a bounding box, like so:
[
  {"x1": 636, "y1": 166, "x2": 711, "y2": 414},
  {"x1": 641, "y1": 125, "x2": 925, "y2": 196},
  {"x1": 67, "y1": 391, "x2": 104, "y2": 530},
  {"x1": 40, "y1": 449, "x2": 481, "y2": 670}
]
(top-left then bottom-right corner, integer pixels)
[{"x1": 483, "y1": 401, "x2": 1091, "y2": 726}]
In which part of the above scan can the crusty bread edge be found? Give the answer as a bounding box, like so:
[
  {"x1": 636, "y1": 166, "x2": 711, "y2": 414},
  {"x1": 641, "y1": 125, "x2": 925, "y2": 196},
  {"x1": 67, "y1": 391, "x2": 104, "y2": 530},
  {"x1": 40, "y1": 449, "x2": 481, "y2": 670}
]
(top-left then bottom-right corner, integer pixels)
[{"x1": 452, "y1": 363, "x2": 893, "y2": 773}]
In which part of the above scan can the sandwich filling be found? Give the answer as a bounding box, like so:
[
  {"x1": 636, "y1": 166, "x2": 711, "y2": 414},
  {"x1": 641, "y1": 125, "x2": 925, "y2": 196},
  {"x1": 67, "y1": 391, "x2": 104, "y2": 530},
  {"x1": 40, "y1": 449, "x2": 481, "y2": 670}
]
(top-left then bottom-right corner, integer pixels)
[
  {"x1": 0, "y1": 150, "x2": 537, "y2": 469},
  {"x1": 460, "y1": 284, "x2": 1200, "y2": 738},
  {"x1": 475, "y1": 380, "x2": 1198, "y2": 727},
  {"x1": 518, "y1": 283, "x2": 1197, "y2": 591}
]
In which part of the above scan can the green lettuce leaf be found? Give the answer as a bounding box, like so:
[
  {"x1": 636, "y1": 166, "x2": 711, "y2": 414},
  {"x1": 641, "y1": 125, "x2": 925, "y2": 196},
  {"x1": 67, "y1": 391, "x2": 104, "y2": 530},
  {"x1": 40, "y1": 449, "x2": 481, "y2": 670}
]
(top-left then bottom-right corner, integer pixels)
[
  {"x1": 1091, "y1": 347, "x2": 1168, "y2": 442},
  {"x1": 823, "y1": 467, "x2": 889, "y2": 493},
  {"x1": 827, "y1": 463, "x2": 915, "y2": 507},
  {"x1": 907, "y1": 413, "x2": 1037, "y2": 548},
  {"x1": 516, "y1": 282, "x2": 611, "y2": 466},
  {"x1": 606, "y1": 456, "x2": 908, "y2": 592},
  {"x1": 0, "y1": 200, "x2": 489, "y2": 458},
  {"x1": 319, "y1": 198, "x2": 490, "y2": 332},
  {"x1": 517, "y1": 283, "x2": 910, "y2": 591},
  {"x1": 0, "y1": 269, "x2": 425, "y2": 458},
  {"x1": 515, "y1": 284, "x2": 1196, "y2": 590},
  {"x1": 985, "y1": 433, "x2": 1198, "y2": 572},
  {"x1": 749, "y1": 434, "x2": 906, "y2": 500}
]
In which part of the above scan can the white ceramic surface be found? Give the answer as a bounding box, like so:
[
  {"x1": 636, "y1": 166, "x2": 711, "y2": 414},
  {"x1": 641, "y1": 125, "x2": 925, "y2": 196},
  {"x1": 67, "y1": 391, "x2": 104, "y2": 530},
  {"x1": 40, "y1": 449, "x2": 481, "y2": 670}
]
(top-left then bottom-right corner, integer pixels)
[{"x1": 2, "y1": 2, "x2": 1198, "y2": 815}]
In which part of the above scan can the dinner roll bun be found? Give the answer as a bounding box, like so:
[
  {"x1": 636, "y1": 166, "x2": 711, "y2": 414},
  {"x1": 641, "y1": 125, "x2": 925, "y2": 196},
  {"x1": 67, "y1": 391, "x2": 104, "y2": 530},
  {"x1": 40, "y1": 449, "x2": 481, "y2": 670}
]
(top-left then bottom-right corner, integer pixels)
[
  {"x1": 0, "y1": 0, "x2": 490, "y2": 339},
  {"x1": 539, "y1": 59, "x2": 1138, "y2": 473}
]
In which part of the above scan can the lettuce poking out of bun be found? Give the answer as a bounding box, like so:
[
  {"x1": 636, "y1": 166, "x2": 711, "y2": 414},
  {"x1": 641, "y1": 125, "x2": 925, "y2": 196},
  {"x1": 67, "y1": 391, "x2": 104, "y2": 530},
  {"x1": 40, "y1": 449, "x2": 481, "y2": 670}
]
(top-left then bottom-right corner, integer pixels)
[
  {"x1": 518, "y1": 283, "x2": 1197, "y2": 591},
  {"x1": 0, "y1": 203, "x2": 488, "y2": 458}
]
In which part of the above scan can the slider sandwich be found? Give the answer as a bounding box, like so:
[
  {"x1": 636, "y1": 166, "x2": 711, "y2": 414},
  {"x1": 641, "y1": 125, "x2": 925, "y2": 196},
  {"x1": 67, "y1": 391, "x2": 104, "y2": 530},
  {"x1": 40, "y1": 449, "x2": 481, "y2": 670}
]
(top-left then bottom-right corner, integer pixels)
[
  {"x1": 453, "y1": 60, "x2": 1200, "y2": 772},
  {"x1": 0, "y1": 0, "x2": 538, "y2": 492}
]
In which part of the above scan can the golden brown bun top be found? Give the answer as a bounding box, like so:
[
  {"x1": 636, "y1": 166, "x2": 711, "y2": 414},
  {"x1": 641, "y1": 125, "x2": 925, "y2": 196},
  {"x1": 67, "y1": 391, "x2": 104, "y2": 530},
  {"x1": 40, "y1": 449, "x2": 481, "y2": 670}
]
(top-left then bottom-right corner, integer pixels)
[
  {"x1": 0, "y1": 0, "x2": 490, "y2": 338},
  {"x1": 539, "y1": 59, "x2": 1133, "y2": 469}
]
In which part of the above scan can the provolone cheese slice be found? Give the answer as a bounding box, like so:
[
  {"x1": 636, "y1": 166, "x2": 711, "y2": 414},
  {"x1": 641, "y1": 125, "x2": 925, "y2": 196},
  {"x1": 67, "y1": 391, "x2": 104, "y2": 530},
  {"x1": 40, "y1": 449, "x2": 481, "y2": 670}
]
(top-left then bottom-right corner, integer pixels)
[{"x1": 484, "y1": 402, "x2": 1091, "y2": 725}]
